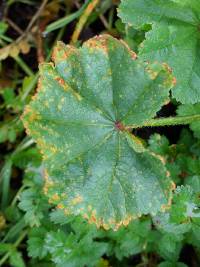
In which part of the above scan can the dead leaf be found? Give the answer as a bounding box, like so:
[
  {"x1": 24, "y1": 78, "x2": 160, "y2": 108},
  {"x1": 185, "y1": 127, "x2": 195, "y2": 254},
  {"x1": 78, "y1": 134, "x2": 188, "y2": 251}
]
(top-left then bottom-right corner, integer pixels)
[
  {"x1": 18, "y1": 39, "x2": 30, "y2": 54},
  {"x1": 0, "y1": 45, "x2": 10, "y2": 60}
]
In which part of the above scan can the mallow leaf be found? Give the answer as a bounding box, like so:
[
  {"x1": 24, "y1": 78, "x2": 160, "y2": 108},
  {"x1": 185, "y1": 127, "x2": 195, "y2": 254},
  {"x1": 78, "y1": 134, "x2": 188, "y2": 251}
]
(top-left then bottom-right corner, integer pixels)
[
  {"x1": 22, "y1": 34, "x2": 175, "y2": 230},
  {"x1": 118, "y1": 0, "x2": 200, "y2": 104}
]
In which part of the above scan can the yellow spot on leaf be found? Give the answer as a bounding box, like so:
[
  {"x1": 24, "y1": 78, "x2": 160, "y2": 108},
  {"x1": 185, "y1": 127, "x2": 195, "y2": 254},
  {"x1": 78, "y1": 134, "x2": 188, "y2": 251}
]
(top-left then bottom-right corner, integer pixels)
[
  {"x1": 55, "y1": 76, "x2": 70, "y2": 91},
  {"x1": 87, "y1": 205, "x2": 92, "y2": 211},
  {"x1": 52, "y1": 42, "x2": 77, "y2": 64},
  {"x1": 73, "y1": 91, "x2": 82, "y2": 101},
  {"x1": 64, "y1": 208, "x2": 70, "y2": 215},
  {"x1": 51, "y1": 193, "x2": 60, "y2": 201},
  {"x1": 70, "y1": 195, "x2": 83, "y2": 206},
  {"x1": 43, "y1": 169, "x2": 54, "y2": 195}
]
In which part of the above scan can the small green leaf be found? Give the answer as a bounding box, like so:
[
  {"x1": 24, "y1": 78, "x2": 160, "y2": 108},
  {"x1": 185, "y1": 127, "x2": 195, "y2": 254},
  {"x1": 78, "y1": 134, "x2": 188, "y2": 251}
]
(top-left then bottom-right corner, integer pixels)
[
  {"x1": 153, "y1": 185, "x2": 200, "y2": 235},
  {"x1": 22, "y1": 34, "x2": 175, "y2": 229},
  {"x1": 157, "y1": 233, "x2": 182, "y2": 261},
  {"x1": 18, "y1": 188, "x2": 49, "y2": 227},
  {"x1": 177, "y1": 104, "x2": 200, "y2": 138},
  {"x1": 105, "y1": 218, "x2": 151, "y2": 260},
  {"x1": 171, "y1": 186, "x2": 200, "y2": 221},
  {"x1": 0, "y1": 243, "x2": 12, "y2": 254},
  {"x1": 0, "y1": 22, "x2": 8, "y2": 36},
  {"x1": 45, "y1": 230, "x2": 108, "y2": 267},
  {"x1": 9, "y1": 250, "x2": 25, "y2": 267},
  {"x1": 148, "y1": 134, "x2": 170, "y2": 156},
  {"x1": 28, "y1": 227, "x2": 49, "y2": 259}
]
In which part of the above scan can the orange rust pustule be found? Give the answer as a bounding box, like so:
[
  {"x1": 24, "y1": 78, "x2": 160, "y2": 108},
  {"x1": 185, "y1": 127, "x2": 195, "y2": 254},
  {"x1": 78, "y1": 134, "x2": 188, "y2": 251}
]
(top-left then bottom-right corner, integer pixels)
[
  {"x1": 52, "y1": 43, "x2": 78, "y2": 63},
  {"x1": 85, "y1": 35, "x2": 109, "y2": 53},
  {"x1": 55, "y1": 76, "x2": 65, "y2": 86},
  {"x1": 119, "y1": 39, "x2": 137, "y2": 60},
  {"x1": 115, "y1": 121, "x2": 125, "y2": 131}
]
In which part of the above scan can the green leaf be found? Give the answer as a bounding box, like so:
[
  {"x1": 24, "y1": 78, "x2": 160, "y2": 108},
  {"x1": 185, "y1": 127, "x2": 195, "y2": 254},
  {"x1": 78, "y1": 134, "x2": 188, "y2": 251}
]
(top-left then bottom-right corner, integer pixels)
[
  {"x1": 105, "y1": 218, "x2": 151, "y2": 260},
  {"x1": 153, "y1": 185, "x2": 200, "y2": 237},
  {"x1": 0, "y1": 22, "x2": 8, "y2": 36},
  {"x1": 12, "y1": 147, "x2": 41, "y2": 169},
  {"x1": 45, "y1": 230, "x2": 108, "y2": 267},
  {"x1": 9, "y1": 250, "x2": 25, "y2": 267},
  {"x1": 118, "y1": 0, "x2": 200, "y2": 104},
  {"x1": 157, "y1": 233, "x2": 182, "y2": 261},
  {"x1": 22, "y1": 34, "x2": 175, "y2": 230},
  {"x1": 28, "y1": 227, "x2": 49, "y2": 259},
  {"x1": 18, "y1": 188, "x2": 49, "y2": 227},
  {"x1": 1, "y1": 87, "x2": 16, "y2": 107},
  {"x1": 170, "y1": 186, "x2": 200, "y2": 223},
  {"x1": 177, "y1": 104, "x2": 200, "y2": 138},
  {"x1": 186, "y1": 219, "x2": 200, "y2": 248},
  {"x1": 148, "y1": 134, "x2": 170, "y2": 156},
  {"x1": 158, "y1": 262, "x2": 188, "y2": 267},
  {"x1": 0, "y1": 243, "x2": 12, "y2": 254},
  {"x1": 153, "y1": 212, "x2": 191, "y2": 236},
  {"x1": 185, "y1": 175, "x2": 200, "y2": 193}
]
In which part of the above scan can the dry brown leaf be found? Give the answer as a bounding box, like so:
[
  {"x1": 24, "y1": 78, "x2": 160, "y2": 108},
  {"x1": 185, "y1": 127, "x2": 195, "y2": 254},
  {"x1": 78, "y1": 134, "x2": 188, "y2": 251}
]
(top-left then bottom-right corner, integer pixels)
[
  {"x1": 41, "y1": 0, "x2": 60, "y2": 18},
  {"x1": 0, "y1": 37, "x2": 31, "y2": 60},
  {"x1": 9, "y1": 44, "x2": 20, "y2": 58},
  {"x1": 0, "y1": 45, "x2": 10, "y2": 60},
  {"x1": 18, "y1": 39, "x2": 30, "y2": 54}
]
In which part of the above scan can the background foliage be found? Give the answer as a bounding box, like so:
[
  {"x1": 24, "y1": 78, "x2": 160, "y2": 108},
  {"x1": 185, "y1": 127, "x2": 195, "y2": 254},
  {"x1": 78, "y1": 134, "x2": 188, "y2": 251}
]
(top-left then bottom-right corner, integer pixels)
[{"x1": 0, "y1": 0, "x2": 200, "y2": 266}]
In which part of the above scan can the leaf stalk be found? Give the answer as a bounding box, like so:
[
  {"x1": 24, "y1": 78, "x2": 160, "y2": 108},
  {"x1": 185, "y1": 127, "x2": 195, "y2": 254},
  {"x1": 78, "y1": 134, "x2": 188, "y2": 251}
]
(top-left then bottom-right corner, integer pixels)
[{"x1": 126, "y1": 114, "x2": 200, "y2": 129}]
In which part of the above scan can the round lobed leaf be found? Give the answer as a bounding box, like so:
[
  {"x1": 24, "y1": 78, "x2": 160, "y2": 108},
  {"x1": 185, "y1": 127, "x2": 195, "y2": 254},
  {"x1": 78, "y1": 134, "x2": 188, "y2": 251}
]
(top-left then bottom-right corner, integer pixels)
[{"x1": 22, "y1": 34, "x2": 175, "y2": 230}]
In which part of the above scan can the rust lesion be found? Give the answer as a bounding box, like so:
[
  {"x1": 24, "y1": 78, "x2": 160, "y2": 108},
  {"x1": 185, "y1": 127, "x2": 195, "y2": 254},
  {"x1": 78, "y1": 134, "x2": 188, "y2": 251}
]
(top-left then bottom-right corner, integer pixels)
[
  {"x1": 54, "y1": 75, "x2": 82, "y2": 101},
  {"x1": 150, "y1": 151, "x2": 166, "y2": 164},
  {"x1": 57, "y1": 203, "x2": 65, "y2": 209},
  {"x1": 146, "y1": 61, "x2": 176, "y2": 89},
  {"x1": 70, "y1": 195, "x2": 83, "y2": 206},
  {"x1": 47, "y1": 188, "x2": 142, "y2": 230},
  {"x1": 147, "y1": 149, "x2": 176, "y2": 213},
  {"x1": 43, "y1": 169, "x2": 54, "y2": 195},
  {"x1": 49, "y1": 193, "x2": 60, "y2": 204},
  {"x1": 94, "y1": 214, "x2": 136, "y2": 231},
  {"x1": 84, "y1": 34, "x2": 137, "y2": 62},
  {"x1": 52, "y1": 41, "x2": 78, "y2": 64},
  {"x1": 84, "y1": 34, "x2": 110, "y2": 54},
  {"x1": 79, "y1": 203, "x2": 137, "y2": 230},
  {"x1": 54, "y1": 76, "x2": 70, "y2": 91},
  {"x1": 119, "y1": 39, "x2": 137, "y2": 60},
  {"x1": 161, "y1": 181, "x2": 176, "y2": 212},
  {"x1": 21, "y1": 104, "x2": 41, "y2": 140}
]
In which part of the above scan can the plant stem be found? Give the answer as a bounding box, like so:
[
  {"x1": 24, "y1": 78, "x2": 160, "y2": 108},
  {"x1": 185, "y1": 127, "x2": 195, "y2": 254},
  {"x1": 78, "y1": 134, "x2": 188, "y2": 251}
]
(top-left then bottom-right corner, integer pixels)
[
  {"x1": 71, "y1": 0, "x2": 100, "y2": 44},
  {"x1": 11, "y1": 185, "x2": 26, "y2": 206},
  {"x1": 13, "y1": 136, "x2": 35, "y2": 155},
  {"x1": 126, "y1": 114, "x2": 200, "y2": 129},
  {"x1": 44, "y1": 0, "x2": 90, "y2": 34},
  {"x1": 14, "y1": 56, "x2": 34, "y2": 76},
  {"x1": 25, "y1": 0, "x2": 48, "y2": 34},
  {"x1": 0, "y1": 230, "x2": 27, "y2": 266},
  {"x1": 0, "y1": 159, "x2": 12, "y2": 209},
  {"x1": 21, "y1": 73, "x2": 39, "y2": 102}
]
